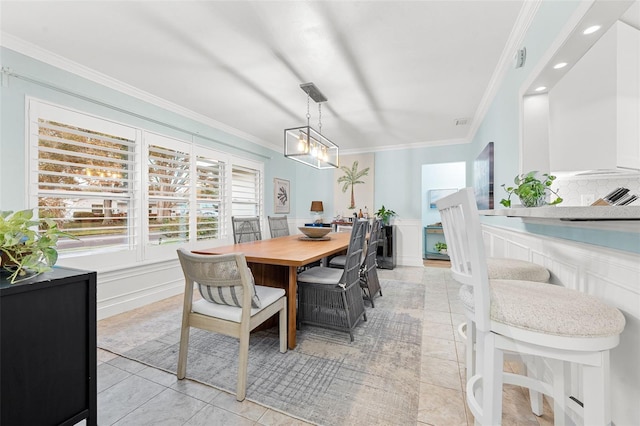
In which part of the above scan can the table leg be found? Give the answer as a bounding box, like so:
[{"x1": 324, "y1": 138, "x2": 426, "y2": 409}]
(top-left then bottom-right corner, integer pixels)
[{"x1": 287, "y1": 266, "x2": 297, "y2": 349}]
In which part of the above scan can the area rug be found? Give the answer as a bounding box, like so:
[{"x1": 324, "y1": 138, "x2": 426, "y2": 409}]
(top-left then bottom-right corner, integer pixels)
[{"x1": 99, "y1": 279, "x2": 424, "y2": 426}]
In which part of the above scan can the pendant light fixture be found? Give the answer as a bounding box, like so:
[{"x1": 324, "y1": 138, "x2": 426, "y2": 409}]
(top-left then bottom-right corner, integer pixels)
[{"x1": 284, "y1": 82, "x2": 339, "y2": 169}]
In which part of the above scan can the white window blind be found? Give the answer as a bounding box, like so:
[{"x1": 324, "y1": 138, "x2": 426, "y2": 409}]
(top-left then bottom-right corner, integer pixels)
[
  {"x1": 36, "y1": 118, "x2": 136, "y2": 252},
  {"x1": 147, "y1": 143, "x2": 190, "y2": 245},
  {"x1": 231, "y1": 164, "x2": 262, "y2": 217},
  {"x1": 196, "y1": 155, "x2": 224, "y2": 240}
]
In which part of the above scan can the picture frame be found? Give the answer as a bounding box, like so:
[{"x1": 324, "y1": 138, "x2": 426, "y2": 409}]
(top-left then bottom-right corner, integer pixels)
[
  {"x1": 274, "y1": 178, "x2": 290, "y2": 214},
  {"x1": 429, "y1": 188, "x2": 458, "y2": 209}
]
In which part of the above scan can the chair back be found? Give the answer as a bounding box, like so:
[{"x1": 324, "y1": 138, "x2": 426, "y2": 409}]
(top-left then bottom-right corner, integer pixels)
[
  {"x1": 363, "y1": 218, "x2": 382, "y2": 273},
  {"x1": 340, "y1": 219, "x2": 368, "y2": 288},
  {"x1": 232, "y1": 216, "x2": 262, "y2": 243},
  {"x1": 176, "y1": 249, "x2": 255, "y2": 315},
  {"x1": 268, "y1": 216, "x2": 290, "y2": 238},
  {"x1": 435, "y1": 188, "x2": 491, "y2": 332}
]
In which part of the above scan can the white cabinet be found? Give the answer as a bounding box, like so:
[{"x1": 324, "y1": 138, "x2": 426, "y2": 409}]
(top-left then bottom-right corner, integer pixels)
[{"x1": 548, "y1": 21, "x2": 639, "y2": 172}]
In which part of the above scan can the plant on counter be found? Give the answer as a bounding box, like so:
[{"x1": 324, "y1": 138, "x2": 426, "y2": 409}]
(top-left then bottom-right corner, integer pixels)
[
  {"x1": 434, "y1": 241, "x2": 447, "y2": 254},
  {"x1": 0, "y1": 209, "x2": 75, "y2": 283},
  {"x1": 374, "y1": 205, "x2": 397, "y2": 225},
  {"x1": 500, "y1": 171, "x2": 563, "y2": 208}
]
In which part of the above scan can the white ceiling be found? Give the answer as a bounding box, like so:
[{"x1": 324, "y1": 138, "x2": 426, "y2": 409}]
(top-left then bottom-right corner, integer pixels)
[{"x1": 1, "y1": 1, "x2": 529, "y2": 153}]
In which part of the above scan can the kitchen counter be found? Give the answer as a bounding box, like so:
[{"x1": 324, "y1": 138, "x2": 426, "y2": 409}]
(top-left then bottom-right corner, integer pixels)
[{"x1": 480, "y1": 205, "x2": 640, "y2": 221}]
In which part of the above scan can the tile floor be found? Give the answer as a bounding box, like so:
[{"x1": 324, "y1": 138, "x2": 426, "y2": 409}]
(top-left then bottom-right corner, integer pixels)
[{"x1": 95, "y1": 265, "x2": 554, "y2": 426}]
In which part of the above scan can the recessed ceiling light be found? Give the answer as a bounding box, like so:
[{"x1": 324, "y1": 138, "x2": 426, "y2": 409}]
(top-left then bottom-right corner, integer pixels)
[
  {"x1": 535, "y1": 86, "x2": 547, "y2": 92},
  {"x1": 553, "y1": 62, "x2": 568, "y2": 69},
  {"x1": 583, "y1": 25, "x2": 601, "y2": 35}
]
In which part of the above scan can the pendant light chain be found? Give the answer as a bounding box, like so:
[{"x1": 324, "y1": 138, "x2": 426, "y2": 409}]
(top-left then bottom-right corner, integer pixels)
[{"x1": 318, "y1": 103, "x2": 322, "y2": 135}]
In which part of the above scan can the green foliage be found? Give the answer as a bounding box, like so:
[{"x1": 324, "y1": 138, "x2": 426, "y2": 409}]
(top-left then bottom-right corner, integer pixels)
[
  {"x1": 0, "y1": 209, "x2": 76, "y2": 283},
  {"x1": 434, "y1": 241, "x2": 447, "y2": 252},
  {"x1": 500, "y1": 171, "x2": 563, "y2": 208},
  {"x1": 374, "y1": 205, "x2": 397, "y2": 225}
]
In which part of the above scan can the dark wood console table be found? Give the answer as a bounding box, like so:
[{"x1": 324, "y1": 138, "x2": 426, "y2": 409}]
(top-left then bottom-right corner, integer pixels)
[{"x1": 1, "y1": 266, "x2": 97, "y2": 426}]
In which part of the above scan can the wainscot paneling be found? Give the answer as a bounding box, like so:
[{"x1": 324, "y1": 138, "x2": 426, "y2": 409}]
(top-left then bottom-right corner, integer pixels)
[
  {"x1": 94, "y1": 259, "x2": 183, "y2": 320},
  {"x1": 395, "y1": 219, "x2": 424, "y2": 267},
  {"x1": 482, "y1": 224, "x2": 639, "y2": 426}
]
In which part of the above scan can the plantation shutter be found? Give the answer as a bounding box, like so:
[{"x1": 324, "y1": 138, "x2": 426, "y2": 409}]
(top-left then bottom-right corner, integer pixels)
[
  {"x1": 37, "y1": 118, "x2": 136, "y2": 251},
  {"x1": 147, "y1": 143, "x2": 190, "y2": 245},
  {"x1": 231, "y1": 164, "x2": 262, "y2": 217},
  {"x1": 196, "y1": 155, "x2": 225, "y2": 240}
]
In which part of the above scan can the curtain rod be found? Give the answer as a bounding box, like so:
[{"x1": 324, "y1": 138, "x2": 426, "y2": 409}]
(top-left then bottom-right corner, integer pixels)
[{"x1": 1, "y1": 67, "x2": 272, "y2": 160}]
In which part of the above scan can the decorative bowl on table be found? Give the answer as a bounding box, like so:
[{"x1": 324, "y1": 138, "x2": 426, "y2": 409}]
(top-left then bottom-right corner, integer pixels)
[{"x1": 298, "y1": 226, "x2": 332, "y2": 240}]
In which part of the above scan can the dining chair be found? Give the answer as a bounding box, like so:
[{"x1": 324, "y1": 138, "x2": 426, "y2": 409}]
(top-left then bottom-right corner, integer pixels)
[
  {"x1": 268, "y1": 215, "x2": 290, "y2": 238},
  {"x1": 436, "y1": 188, "x2": 625, "y2": 425},
  {"x1": 175, "y1": 248, "x2": 287, "y2": 401},
  {"x1": 329, "y1": 218, "x2": 383, "y2": 307},
  {"x1": 232, "y1": 216, "x2": 262, "y2": 243},
  {"x1": 296, "y1": 219, "x2": 368, "y2": 341}
]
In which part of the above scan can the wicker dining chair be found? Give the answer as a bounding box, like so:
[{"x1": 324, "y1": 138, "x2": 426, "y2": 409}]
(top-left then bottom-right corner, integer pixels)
[
  {"x1": 329, "y1": 218, "x2": 383, "y2": 307},
  {"x1": 268, "y1": 216, "x2": 290, "y2": 238},
  {"x1": 296, "y1": 219, "x2": 368, "y2": 341},
  {"x1": 231, "y1": 216, "x2": 262, "y2": 243}
]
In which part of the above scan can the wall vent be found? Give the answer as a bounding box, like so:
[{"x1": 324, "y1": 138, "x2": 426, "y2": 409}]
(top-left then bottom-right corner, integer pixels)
[{"x1": 454, "y1": 118, "x2": 469, "y2": 126}]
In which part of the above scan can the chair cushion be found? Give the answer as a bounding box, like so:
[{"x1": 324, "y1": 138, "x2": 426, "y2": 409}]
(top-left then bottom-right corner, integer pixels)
[
  {"x1": 329, "y1": 255, "x2": 346, "y2": 268},
  {"x1": 487, "y1": 257, "x2": 550, "y2": 282},
  {"x1": 198, "y1": 268, "x2": 261, "y2": 308},
  {"x1": 459, "y1": 279, "x2": 625, "y2": 338},
  {"x1": 297, "y1": 266, "x2": 343, "y2": 285},
  {"x1": 193, "y1": 285, "x2": 285, "y2": 323}
]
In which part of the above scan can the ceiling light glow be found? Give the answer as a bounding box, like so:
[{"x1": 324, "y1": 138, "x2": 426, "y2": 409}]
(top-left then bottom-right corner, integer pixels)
[
  {"x1": 553, "y1": 62, "x2": 568, "y2": 69},
  {"x1": 535, "y1": 86, "x2": 547, "y2": 92},
  {"x1": 583, "y1": 25, "x2": 601, "y2": 35}
]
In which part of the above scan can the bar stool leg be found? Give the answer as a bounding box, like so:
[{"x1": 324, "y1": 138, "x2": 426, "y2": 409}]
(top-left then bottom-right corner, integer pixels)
[
  {"x1": 582, "y1": 352, "x2": 611, "y2": 425},
  {"x1": 525, "y1": 356, "x2": 544, "y2": 417}
]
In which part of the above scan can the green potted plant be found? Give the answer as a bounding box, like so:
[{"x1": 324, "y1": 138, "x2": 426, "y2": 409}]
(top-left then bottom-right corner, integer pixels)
[
  {"x1": 374, "y1": 205, "x2": 397, "y2": 225},
  {"x1": 434, "y1": 241, "x2": 447, "y2": 254},
  {"x1": 500, "y1": 171, "x2": 563, "y2": 208},
  {"x1": 0, "y1": 209, "x2": 74, "y2": 283}
]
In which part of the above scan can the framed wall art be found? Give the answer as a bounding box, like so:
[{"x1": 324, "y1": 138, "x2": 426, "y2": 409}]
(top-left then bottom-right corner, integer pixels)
[{"x1": 274, "y1": 178, "x2": 290, "y2": 214}]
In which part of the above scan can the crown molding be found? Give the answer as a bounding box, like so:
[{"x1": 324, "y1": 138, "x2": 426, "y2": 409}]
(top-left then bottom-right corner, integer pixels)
[{"x1": 0, "y1": 32, "x2": 279, "y2": 153}]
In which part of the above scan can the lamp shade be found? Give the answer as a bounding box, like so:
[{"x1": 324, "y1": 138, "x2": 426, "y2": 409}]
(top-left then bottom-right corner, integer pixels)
[{"x1": 310, "y1": 201, "x2": 324, "y2": 212}]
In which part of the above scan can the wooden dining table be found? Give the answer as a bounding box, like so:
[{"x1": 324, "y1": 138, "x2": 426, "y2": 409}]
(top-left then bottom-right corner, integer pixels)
[{"x1": 193, "y1": 231, "x2": 351, "y2": 349}]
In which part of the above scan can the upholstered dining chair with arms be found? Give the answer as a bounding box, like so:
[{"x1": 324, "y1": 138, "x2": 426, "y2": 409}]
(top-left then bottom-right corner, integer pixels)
[
  {"x1": 268, "y1": 215, "x2": 290, "y2": 238},
  {"x1": 437, "y1": 188, "x2": 625, "y2": 425},
  {"x1": 296, "y1": 219, "x2": 368, "y2": 341},
  {"x1": 232, "y1": 216, "x2": 262, "y2": 243},
  {"x1": 176, "y1": 248, "x2": 287, "y2": 402}
]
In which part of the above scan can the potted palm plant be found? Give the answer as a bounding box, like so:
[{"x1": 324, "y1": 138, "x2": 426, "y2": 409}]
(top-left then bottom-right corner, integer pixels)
[
  {"x1": 0, "y1": 209, "x2": 74, "y2": 283},
  {"x1": 500, "y1": 171, "x2": 563, "y2": 208}
]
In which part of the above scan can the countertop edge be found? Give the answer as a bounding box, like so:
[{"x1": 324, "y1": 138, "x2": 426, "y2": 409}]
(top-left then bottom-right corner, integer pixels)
[{"x1": 479, "y1": 206, "x2": 640, "y2": 220}]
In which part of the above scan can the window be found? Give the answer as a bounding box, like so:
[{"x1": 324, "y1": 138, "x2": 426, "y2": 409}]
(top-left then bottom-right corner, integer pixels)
[
  {"x1": 195, "y1": 154, "x2": 224, "y2": 241},
  {"x1": 147, "y1": 140, "x2": 191, "y2": 245},
  {"x1": 29, "y1": 100, "x2": 264, "y2": 267},
  {"x1": 31, "y1": 103, "x2": 137, "y2": 254},
  {"x1": 232, "y1": 164, "x2": 262, "y2": 217}
]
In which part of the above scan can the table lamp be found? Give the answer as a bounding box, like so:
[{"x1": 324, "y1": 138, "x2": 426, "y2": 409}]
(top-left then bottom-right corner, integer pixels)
[{"x1": 310, "y1": 201, "x2": 324, "y2": 224}]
